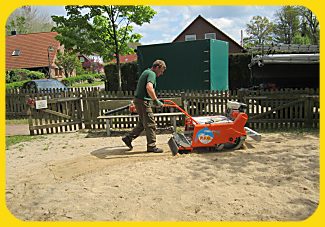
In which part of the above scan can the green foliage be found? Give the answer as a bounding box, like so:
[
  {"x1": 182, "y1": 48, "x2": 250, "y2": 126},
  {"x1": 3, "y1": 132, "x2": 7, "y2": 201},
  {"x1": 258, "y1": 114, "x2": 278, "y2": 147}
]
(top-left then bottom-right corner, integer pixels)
[
  {"x1": 6, "y1": 69, "x2": 46, "y2": 83},
  {"x1": 52, "y1": 5, "x2": 156, "y2": 90},
  {"x1": 6, "y1": 119, "x2": 28, "y2": 125},
  {"x1": 87, "y1": 77, "x2": 95, "y2": 84},
  {"x1": 6, "y1": 6, "x2": 53, "y2": 35},
  {"x1": 244, "y1": 6, "x2": 319, "y2": 48},
  {"x1": 292, "y1": 33, "x2": 311, "y2": 45},
  {"x1": 76, "y1": 64, "x2": 87, "y2": 75},
  {"x1": 52, "y1": 6, "x2": 156, "y2": 59},
  {"x1": 55, "y1": 50, "x2": 82, "y2": 77},
  {"x1": 6, "y1": 80, "x2": 30, "y2": 89},
  {"x1": 274, "y1": 6, "x2": 301, "y2": 44},
  {"x1": 297, "y1": 6, "x2": 319, "y2": 45},
  {"x1": 244, "y1": 16, "x2": 274, "y2": 48},
  {"x1": 6, "y1": 16, "x2": 27, "y2": 35},
  {"x1": 61, "y1": 73, "x2": 103, "y2": 86},
  {"x1": 104, "y1": 62, "x2": 139, "y2": 91},
  {"x1": 6, "y1": 135, "x2": 39, "y2": 149}
]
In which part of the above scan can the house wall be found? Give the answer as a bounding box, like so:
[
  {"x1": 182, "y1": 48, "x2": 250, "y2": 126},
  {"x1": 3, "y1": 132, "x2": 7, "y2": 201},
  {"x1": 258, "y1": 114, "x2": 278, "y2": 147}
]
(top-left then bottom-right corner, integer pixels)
[{"x1": 173, "y1": 18, "x2": 243, "y2": 53}]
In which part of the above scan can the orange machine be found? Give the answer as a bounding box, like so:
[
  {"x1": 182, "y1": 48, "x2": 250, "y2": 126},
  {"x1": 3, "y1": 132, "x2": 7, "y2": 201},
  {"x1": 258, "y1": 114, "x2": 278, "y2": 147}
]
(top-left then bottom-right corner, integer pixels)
[{"x1": 163, "y1": 100, "x2": 261, "y2": 155}]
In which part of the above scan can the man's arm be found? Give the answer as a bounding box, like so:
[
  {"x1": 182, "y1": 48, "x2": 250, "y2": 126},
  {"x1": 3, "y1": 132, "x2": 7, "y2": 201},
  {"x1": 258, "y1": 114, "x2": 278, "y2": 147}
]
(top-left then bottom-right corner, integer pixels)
[{"x1": 146, "y1": 82, "x2": 158, "y2": 100}]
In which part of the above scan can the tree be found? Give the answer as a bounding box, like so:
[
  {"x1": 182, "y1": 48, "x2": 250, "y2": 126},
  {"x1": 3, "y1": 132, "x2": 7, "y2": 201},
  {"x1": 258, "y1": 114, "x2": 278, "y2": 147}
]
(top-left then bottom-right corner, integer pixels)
[
  {"x1": 244, "y1": 16, "x2": 274, "y2": 49},
  {"x1": 274, "y1": 6, "x2": 300, "y2": 44},
  {"x1": 6, "y1": 6, "x2": 53, "y2": 35},
  {"x1": 6, "y1": 16, "x2": 27, "y2": 34},
  {"x1": 55, "y1": 50, "x2": 82, "y2": 77},
  {"x1": 52, "y1": 6, "x2": 156, "y2": 91},
  {"x1": 297, "y1": 6, "x2": 319, "y2": 45}
]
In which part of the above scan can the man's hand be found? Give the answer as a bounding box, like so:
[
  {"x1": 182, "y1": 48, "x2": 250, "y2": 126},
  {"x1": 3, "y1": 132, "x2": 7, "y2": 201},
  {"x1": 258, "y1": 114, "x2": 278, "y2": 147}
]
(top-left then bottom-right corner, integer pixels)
[{"x1": 153, "y1": 99, "x2": 164, "y2": 107}]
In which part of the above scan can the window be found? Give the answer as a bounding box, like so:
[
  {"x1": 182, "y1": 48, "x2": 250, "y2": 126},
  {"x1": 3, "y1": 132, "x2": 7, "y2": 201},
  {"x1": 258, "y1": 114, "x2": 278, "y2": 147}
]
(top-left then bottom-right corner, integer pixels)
[
  {"x1": 205, "y1": 33, "x2": 216, "y2": 40},
  {"x1": 185, "y1": 34, "x2": 196, "y2": 41},
  {"x1": 12, "y1": 49, "x2": 21, "y2": 56}
]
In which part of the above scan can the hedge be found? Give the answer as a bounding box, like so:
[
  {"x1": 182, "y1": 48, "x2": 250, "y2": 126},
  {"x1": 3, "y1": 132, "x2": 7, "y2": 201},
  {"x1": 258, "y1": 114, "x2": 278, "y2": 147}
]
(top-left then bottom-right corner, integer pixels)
[
  {"x1": 61, "y1": 73, "x2": 104, "y2": 86},
  {"x1": 6, "y1": 80, "x2": 31, "y2": 89},
  {"x1": 104, "y1": 62, "x2": 139, "y2": 91},
  {"x1": 6, "y1": 69, "x2": 46, "y2": 83},
  {"x1": 228, "y1": 53, "x2": 252, "y2": 89}
]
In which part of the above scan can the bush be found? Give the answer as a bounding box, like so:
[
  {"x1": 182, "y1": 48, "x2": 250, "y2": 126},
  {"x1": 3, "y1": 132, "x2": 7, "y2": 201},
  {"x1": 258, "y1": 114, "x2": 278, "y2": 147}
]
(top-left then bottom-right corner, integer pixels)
[
  {"x1": 104, "y1": 62, "x2": 139, "y2": 91},
  {"x1": 87, "y1": 77, "x2": 95, "y2": 84},
  {"x1": 27, "y1": 71, "x2": 46, "y2": 80},
  {"x1": 6, "y1": 80, "x2": 30, "y2": 89},
  {"x1": 228, "y1": 53, "x2": 252, "y2": 89},
  {"x1": 6, "y1": 69, "x2": 46, "y2": 83},
  {"x1": 61, "y1": 73, "x2": 103, "y2": 86}
]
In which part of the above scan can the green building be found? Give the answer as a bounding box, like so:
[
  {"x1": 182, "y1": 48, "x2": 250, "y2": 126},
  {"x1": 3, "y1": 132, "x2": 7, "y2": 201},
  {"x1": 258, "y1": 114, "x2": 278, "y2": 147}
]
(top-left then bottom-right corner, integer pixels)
[{"x1": 137, "y1": 39, "x2": 229, "y2": 91}]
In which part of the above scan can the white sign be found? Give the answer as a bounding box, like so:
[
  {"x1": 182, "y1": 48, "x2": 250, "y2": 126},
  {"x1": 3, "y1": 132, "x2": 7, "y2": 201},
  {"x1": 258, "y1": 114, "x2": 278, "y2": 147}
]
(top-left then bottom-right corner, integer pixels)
[{"x1": 35, "y1": 100, "x2": 48, "y2": 109}]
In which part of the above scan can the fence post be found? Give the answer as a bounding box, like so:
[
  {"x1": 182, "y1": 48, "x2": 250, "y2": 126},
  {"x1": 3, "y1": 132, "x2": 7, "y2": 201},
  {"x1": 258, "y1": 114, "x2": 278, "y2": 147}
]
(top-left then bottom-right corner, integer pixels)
[
  {"x1": 237, "y1": 88, "x2": 246, "y2": 103},
  {"x1": 25, "y1": 95, "x2": 34, "y2": 136},
  {"x1": 304, "y1": 96, "x2": 312, "y2": 128},
  {"x1": 82, "y1": 90, "x2": 91, "y2": 129},
  {"x1": 181, "y1": 91, "x2": 188, "y2": 112}
]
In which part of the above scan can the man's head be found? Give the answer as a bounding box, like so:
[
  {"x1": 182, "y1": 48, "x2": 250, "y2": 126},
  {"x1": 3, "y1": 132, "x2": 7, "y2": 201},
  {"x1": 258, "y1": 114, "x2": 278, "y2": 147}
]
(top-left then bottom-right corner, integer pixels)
[{"x1": 151, "y1": 60, "x2": 166, "y2": 77}]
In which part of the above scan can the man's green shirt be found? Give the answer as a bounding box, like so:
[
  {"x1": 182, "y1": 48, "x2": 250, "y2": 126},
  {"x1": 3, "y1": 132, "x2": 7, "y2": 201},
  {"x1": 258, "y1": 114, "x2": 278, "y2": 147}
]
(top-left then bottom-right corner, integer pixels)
[{"x1": 135, "y1": 69, "x2": 156, "y2": 101}]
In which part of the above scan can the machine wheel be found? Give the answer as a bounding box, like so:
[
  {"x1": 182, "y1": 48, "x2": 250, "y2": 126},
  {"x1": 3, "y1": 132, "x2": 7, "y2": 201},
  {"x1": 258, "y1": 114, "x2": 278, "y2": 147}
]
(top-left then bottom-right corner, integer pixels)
[{"x1": 224, "y1": 137, "x2": 245, "y2": 150}]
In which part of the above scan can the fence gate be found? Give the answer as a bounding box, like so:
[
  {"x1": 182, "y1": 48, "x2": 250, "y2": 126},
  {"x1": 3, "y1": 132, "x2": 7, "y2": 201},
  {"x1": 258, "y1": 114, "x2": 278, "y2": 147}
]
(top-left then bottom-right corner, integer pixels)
[
  {"x1": 26, "y1": 93, "x2": 83, "y2": 135},
  {"x1": 243, "y1": 94, "x2": 319, "y2": 130}
]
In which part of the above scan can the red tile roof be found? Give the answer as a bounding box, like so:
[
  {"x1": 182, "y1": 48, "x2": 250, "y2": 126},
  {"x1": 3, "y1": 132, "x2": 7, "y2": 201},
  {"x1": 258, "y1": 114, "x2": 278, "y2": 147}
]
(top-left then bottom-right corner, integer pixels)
[
  {"x1": 111, "y1": 54, "x2": 137, "y2": 63},
  {"x1": 6, "y1": 32, "x2": 61, "y2": 70}
]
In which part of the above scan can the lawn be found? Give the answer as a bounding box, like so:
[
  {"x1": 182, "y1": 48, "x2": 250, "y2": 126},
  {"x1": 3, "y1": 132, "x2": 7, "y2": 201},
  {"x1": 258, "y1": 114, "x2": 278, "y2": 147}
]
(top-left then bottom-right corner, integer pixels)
[
  {"x1": 6, "y1": 135, "x2": 39, "y2": 149},
  {"x1": 71, "y1": 81, "x2": 104, "y2": 88},
  {"x1": 6, "y1": 119, "x2": 29, "y2": 125}
]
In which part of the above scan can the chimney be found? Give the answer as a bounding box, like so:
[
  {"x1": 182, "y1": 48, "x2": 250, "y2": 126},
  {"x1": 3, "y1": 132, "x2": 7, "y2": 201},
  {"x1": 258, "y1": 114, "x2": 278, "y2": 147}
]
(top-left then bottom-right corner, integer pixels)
[{"x1": 11, "y1": 30, "x2": 17, "y2": 36}]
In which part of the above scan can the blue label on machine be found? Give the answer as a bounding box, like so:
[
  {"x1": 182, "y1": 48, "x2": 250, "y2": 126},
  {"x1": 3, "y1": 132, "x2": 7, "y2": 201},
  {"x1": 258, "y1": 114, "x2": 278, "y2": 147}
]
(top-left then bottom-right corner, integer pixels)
[{"x1": 196, "y1": 127, "x2": 214, "y2": 144}]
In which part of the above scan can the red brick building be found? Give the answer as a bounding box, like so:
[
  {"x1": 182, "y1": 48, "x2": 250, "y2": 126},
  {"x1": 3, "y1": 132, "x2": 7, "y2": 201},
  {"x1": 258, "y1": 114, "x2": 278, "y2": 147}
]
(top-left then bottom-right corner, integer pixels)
[
  {"x1": 173, "y1": 15, "x2": 245, "y2": 53},
  {"x1": 6, "y1": 31, "x2": 66, "y2": 78}
]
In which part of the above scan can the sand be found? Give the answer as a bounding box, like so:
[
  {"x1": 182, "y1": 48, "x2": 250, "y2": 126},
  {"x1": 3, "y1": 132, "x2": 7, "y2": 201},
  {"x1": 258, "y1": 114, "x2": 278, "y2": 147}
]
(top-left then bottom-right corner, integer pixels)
[{"x1": 5, "y1": 130, "x2": 319, "y2": 221}]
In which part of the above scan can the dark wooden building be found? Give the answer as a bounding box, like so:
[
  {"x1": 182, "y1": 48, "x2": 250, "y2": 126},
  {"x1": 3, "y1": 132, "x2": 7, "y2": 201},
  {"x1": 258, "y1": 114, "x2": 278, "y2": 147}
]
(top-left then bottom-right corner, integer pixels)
[{"x1": 173, "y1": 15, "x2": 245, "y2": 54}]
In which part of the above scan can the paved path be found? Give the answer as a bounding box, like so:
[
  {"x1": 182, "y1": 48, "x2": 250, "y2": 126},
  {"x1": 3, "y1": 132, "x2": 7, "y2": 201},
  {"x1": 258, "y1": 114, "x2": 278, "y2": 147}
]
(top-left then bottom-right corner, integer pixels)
[{"x1": 6, "y1": 124, "x2": 30, "y2": 136}]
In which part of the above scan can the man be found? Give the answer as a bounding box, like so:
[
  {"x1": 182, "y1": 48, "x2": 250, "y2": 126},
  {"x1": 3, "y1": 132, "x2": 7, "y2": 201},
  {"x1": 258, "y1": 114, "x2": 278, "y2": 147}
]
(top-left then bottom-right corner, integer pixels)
[{"x1": 122, "y1": 60, "x2": 166, "y2": 153}]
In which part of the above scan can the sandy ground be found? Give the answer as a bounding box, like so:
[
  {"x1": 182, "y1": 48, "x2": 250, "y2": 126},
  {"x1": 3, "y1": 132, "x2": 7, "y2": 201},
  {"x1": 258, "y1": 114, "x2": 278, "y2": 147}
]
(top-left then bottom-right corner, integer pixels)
[{"x1": 6, "y1": 130, "x2": 319, "y2": 221}]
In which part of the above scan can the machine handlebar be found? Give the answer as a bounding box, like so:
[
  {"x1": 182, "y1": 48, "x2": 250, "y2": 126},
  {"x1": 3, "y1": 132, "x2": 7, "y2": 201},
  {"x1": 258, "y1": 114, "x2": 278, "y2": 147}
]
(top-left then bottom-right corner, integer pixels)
[{"x1": 162, "y1": 100, "x2": 198, "y2": 124}]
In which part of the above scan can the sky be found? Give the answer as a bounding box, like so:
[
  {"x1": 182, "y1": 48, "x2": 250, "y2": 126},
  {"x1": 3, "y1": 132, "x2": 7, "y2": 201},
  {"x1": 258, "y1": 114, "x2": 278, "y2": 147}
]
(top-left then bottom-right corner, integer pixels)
[{"x1": 34, "y1": 5, "x2": 282, "y2": 45}]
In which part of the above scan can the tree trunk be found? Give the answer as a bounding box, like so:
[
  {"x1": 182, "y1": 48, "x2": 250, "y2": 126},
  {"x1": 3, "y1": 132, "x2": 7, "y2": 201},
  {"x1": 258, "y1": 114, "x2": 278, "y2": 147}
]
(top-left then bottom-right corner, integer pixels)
[{"x1": 116, "y1": 55, "x2": 122, "y2": 91}]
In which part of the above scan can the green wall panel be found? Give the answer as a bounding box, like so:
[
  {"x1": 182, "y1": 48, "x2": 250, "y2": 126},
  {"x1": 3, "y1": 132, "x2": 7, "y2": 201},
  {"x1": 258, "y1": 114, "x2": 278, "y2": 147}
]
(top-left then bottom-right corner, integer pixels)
[
  {"x1": 210, "y1": 39, "x2": 229, "y2": 91},
  {"x1": 137, "y1": 39, "x2": 228, "y2": 91}
]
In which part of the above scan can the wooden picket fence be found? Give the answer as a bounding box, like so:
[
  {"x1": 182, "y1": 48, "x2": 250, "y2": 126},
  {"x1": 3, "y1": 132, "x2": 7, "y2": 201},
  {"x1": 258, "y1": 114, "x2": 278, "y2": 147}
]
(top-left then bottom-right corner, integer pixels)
[{"x1": 6, "y1": 88, "x2": 319, "y2": 135}]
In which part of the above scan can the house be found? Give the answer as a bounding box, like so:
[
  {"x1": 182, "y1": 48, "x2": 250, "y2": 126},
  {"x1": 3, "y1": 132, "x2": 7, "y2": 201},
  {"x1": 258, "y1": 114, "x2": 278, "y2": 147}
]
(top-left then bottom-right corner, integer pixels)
[
  {"x1": 78, "y1": 53, "x2": 104, "y2": 73},
  {"x1": 6, "y1": 31, "x2": 65, "y2": 79},
  {"x1": 110, "y1": 53, "x2": 137, "y2": 63},
  {"x1": 172, "y1": 15, "x2": 245, "y2": 54}
]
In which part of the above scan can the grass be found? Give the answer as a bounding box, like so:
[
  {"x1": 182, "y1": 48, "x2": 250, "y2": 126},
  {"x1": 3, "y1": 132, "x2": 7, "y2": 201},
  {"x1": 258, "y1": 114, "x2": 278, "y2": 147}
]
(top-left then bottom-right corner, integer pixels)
[
  {"x1": 6, "y1": 135, "x2": 39, "y2": 149},
  {"x1": 6, "y1": 119, "x2": 29, "y2": 125},
  {"x1": 71, "y1": 81, "x2": 104, "y2": 88}
]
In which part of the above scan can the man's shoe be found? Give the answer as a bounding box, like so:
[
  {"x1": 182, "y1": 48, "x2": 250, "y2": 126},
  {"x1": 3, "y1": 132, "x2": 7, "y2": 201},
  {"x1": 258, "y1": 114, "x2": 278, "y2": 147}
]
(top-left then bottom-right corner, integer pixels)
[
  {"x1": 147, "y1": 147, "x2": 163, "y2": 153},
  {"x1": 122, "y1": 136, "x2": 133, "y2": 150}
]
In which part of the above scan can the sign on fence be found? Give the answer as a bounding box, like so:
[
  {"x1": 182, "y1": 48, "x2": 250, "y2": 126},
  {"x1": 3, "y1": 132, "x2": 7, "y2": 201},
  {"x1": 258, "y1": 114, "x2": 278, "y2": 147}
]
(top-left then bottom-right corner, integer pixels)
[{"x1": 35, "y1": 100, "x2": 48, "y2": 109}]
